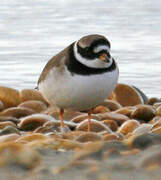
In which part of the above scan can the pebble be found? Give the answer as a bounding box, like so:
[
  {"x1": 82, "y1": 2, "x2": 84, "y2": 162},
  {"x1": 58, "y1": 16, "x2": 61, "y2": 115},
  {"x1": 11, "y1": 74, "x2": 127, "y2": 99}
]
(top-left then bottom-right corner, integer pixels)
[
  {"x1": 0, "y1": 134, "x2": 20, "y2": 143},
  {"x1": 0, "y1": 125, "x2": 20, "y2": 135},
  {"x1": 132, "y1": 133, "x2": 161, "y2": 149},
  {"x1": 19, "y1": 114, "x2": 56, "y2": 131},
  {"x1": 153, "y1": 102, "x2": 161, "y2": 109},
  {"x1": 34, "y1": 125, "x2": 58, "y2": 134},
  {"x1": 0, "y1": 142, "x2": 40, "y2": 169},
  {"x1": 75, "y1": 132, "x2": 102, "y2": 142},
  {"x1": 102, "y1": 120, "x2": 118, "y2": 131},
  {"x1": 0, "y1": 86, "x2": 20, "y2": 108},
  {"x1": 152, "y1": 120, "x2": 161, "y2": 130},
  {"x1": 98, "y1": 112, "x2": 129, "y2": 125},
  {"x1": 0, "y1": 107, "x2": 35, "y2": 118},
  {"x1": 92, "y1": 105, "x2": 110, "y2": 114},
  {"x1": 118, "y1": 120, "x2": 140, "y2": 135},
  {"x1": 101, "y1": 99, "x2": 122, "y2": 111},
  {"x1": 132, "y1": 85, "x2": 148, "y2": 104},
  {"x1": 74, "y1": 141, "x2": 104, "y2": 161},
  {"x1": 0, "y1": 116, "x2": 20, "y2": 124},
  {"x1": 151, "y1": 116, "x2": 161, "y2": 123},
  {"x1": 76, "y1": 119, "x2": 113, "y2": 133},
  {"x1": 147, "y1": 97, "x2": 161, "y2": 105},
  {"x1": 71, "y1": 114, "x2": 100, "y2": 123},
  {"x1": 103, "y1": 133, "x2": 119, "y2": 141},
  {"x1": 114, "y1": 106, "x2": 134, "y2": 117},
  {"x1": 113, "y1": 83, "x2": 144, "y2": 106},
  {"x1": 156, "y1": 106, "x2": 161, "y2": 116},
  {"x1": 18, "y1": 100, "x2": 47, "y2": 113},
  {"x1": 152, "y1": 127, "x2": 161, "y2": 134},
  {"x1": 0, "y1": 121, "x2": 17, "y2": 129},
  {"x1": 139, "y1": 145, "x2": 161, "y2": 169},
  {"x1": 0, "y1": 100, "x2": 4, "y2": 111},
  {"x1": 16, "y1": 133, "x2": 47, "y2": 143},
  {"x1": 133, "y1": 124, "x2": 153, "y2": 135},
  {"x1": 60, "y1": 131, "x2": 86, "y2": 140},
  {"x1": 43, "y1": 119, "x2": 77, "y2": 130},
  {"x1": 20, "y1": 89, "x2": 48, "y2": 105},
  {"x1": 131, "y1": 105, "x2": 156, "y2": 122}
]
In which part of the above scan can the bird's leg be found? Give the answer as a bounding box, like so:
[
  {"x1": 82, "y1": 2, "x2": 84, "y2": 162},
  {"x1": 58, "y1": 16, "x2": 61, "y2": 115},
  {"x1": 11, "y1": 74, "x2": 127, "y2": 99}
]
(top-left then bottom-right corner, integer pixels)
[
  {"x1": 59, "y1": 108, "x2": 64, "y2": 128},
  {"x1": 87, "y1": 109, "x2": 92, "y2": 131}
]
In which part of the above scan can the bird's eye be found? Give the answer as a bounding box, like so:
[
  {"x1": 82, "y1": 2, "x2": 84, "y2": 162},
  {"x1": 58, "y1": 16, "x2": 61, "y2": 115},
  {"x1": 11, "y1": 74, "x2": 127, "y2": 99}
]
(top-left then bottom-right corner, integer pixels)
[
  {"x1": 84, "y1": 47, "x2": 89, "y2": 51},
  {"x1": 99, "y1": 53, "x2": 108, "y2": 61}
]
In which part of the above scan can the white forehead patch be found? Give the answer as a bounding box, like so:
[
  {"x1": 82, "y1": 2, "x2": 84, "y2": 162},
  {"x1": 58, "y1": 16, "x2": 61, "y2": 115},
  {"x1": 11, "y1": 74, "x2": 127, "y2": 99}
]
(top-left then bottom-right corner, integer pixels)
[{"x1": 93, "y1": 45, "x2": 110, "y2": 53}]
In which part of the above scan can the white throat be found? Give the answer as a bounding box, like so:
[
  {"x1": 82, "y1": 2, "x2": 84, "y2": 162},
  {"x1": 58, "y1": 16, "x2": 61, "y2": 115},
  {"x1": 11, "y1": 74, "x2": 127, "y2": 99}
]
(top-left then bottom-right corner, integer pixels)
[{"x1": 73, "y1": 41, "x2": 113, "y2": 69}]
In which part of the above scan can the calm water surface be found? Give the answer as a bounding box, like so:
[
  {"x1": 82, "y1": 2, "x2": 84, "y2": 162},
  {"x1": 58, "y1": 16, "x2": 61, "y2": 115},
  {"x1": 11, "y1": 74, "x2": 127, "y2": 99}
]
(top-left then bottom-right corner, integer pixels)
[{"x1": 0, "y1": 0, "x2": 161, "y2": 97}]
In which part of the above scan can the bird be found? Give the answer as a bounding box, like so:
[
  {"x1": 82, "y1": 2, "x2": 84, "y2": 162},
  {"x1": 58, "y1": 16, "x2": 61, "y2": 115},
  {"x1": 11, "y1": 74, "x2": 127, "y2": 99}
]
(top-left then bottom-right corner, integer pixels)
[{"x1": 38, "y1": 34, "x2": 119, "y2": 131}]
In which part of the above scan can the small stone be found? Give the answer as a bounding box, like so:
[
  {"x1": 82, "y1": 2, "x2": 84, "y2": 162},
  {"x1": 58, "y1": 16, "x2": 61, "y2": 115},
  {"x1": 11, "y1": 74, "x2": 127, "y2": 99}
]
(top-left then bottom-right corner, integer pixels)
[
  {"x1": 0, "y1": 126, "x2": 20, "y2": 135},
  {"x1": 131, "y1": 105, "x2": 156, "y2": 122},
  {"x1": 147, "y1": 97, "x2": 161, "y2": 105},
  {"x1": 114, "y1": 106, "x2": 134, "y2": 117},
  {"x1": 18, "y1": 100, "x2": 47, "y2": 113},
  {"x1": 132, "y1": 133, "x2": 161, "y2": 149},
  {"x1": 20, "y1": 89, "x2": 48, "y2": 105},
  {"x1": 0, "y1": 86, "x2": 20, "y2": 108},
  {"x1": 156, "y1": 106, "x2": 161, "y2": 116},
  {"x1": 0, "y1": 142, "x2": 40, "y2": 169},
  {"x1": 16, "y1": 133, "x2": 47, "y2": 143},
  {"x1": 92, "y1": 105, "x2": 110, "y2": 114},
  {"x1": 153, "y1": 102, "x2": 161, "y2": 109},
  {"x1": 76, "y1": 119, "x2": 113, "y2": 133},
  {"x1": 0, "y1": 134, "x2": 20, "y2": 143},
  {"x1": 118, "y1": 120, "x2": 140, "y2": 135},
  {"x1": 19, "y1": 114, "x2": 56, "y2": 131},
  {"x1": 0, "y1": 100, "x2": 4, "y2": 111},
  {"x1": 113, "y1": 83, "x2": 144, "y2": 106},
  {"x1": 152, "y1": 127, "x2": 161, "y2": 134},
  {"x1": 132, "y1": 85, "x2": 148, "y2": 104},
  {"x1": 152, "y1": 120, "x2": 161, "y2": 130},
  {"x1": 60, "y1": 131, "x2": 86, "y2": 140},
  {"x1": 101, "y1": 99, "x2": 122, "y2": 111},
  {"x1": 44, "y1": 119, "x2": 77, "y2": 130},
  {"x1": 151, "y1": 116, "x2": 161, "y2": 123},
  {"x1": 102, "y1": 120, "x2": 118, "y2": 131},
  {"x1": 98, "y1": 112, "x2": 129, "y2": 125},
  {"x1": 115, "y1": 132, "x2": 125, "y2": 140},
  {"x1": 139, "y1": 145, "x2": 161, "y2": 169},
  {"x1": 75, "y1": 132, "x2": 102, "y2": 142},
  {"x1": 103, "y1": 133, "x2": 119, "y2": 141},
  {"x1": 0, "y1": 107, "x2": 35, "y2": 118},
  {"x1": 74, "y1": 141, "x2": 104, "y2": 161},
  {"x1": 133, "y1": 124, "x2": 153, "y2": 135},
  {"x1": 71, "y1": 114, "x2": 100, "y2": 123},
  {"x1": 104, "y1": 141, "x2": 128, "y2": 151},
  {"x1": 0, "y1": 121, "x2": 17, "y2": 129},
  {"x1": 34, "y1": 126, "x2": 58, "y2": 134},
  {"x1": 0, "y1": 116, "x2": 20, "y2": 124}
]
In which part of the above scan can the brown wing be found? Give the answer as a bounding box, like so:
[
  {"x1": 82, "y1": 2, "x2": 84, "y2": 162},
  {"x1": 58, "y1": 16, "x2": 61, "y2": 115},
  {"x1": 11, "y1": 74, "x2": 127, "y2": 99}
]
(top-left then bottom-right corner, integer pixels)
[{"x1": 38, "y1": 45, "x2": 70, "y2": 84}]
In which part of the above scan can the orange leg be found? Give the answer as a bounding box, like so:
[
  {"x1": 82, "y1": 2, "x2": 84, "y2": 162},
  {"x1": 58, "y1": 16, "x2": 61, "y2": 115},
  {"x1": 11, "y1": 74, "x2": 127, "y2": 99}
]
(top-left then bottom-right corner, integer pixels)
[
  {"x1": 59, "y1": 109, "x2": 64, "y2": 128},
  {"x1": 88, "y1": 109, "x2": 92, "y2": 131}
]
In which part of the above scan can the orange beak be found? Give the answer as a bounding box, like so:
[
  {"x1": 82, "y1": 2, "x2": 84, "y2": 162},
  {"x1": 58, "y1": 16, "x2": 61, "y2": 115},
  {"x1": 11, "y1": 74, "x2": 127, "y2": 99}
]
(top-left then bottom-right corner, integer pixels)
[{"x1": 99, "y1": 53, "x2": 108, "y2": 62}]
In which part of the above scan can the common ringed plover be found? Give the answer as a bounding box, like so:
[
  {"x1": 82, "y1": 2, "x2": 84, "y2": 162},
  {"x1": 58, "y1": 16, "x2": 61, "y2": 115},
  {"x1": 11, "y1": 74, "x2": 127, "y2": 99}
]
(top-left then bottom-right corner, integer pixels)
[{"x1": 38, "y1": 34, "x2": 119, "y2": 131}]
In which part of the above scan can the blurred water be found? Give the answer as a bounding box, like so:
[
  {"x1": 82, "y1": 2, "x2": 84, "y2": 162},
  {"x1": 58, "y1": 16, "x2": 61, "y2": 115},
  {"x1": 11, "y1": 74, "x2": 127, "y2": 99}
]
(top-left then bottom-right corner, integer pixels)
[{"x1": 0, "y1": 0, "x2": 161, "y2": 97}]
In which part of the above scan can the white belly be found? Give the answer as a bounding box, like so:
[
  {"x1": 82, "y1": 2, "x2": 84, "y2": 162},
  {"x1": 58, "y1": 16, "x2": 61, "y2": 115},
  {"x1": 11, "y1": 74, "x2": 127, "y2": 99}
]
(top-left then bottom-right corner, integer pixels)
[{"x1": 39, "y1": 67, "x2": 119, "y2": 111}]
